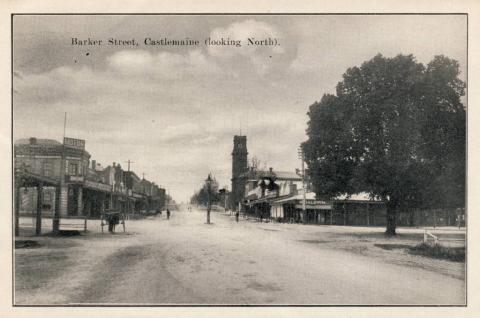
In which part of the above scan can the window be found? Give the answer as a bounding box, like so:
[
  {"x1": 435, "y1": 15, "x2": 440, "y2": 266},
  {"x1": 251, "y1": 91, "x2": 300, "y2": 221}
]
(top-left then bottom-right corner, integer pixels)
[
  {"x1": 68, "y1": 162, "x2": 78, "y2": 176},
  {"x1": 43, "y1": 162, "x2": 53, "y2": 177},
  {"x1": 43, "y1": 191, "x2": 53, "y2": 204}
]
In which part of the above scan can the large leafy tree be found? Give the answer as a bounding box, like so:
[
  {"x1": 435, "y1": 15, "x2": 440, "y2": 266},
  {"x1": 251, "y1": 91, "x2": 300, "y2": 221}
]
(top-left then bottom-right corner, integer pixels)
[
  {"x1": 190, "y1": 176, "x2": 221, "y2": 206},
  {"x1": 303, "y1": 54, "x2": 465, "y2": 235},
  {"x1": 420, "y1": 56, "x2": 466, "y2": 210}
]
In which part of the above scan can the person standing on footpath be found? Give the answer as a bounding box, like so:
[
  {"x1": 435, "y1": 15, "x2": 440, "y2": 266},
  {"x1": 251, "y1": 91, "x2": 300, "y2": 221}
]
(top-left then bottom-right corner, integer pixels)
[
  {"x1": 167, "y1": 209, "x2": 171, "y2": 220},
  {"x1": 235, "y1": 210, "x2": 239, "y2": 223}
]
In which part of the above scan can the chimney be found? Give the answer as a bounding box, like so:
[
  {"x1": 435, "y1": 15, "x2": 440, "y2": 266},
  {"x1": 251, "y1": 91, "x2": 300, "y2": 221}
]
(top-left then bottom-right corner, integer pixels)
[
  {"x1": 29, "y1": 137, "x2": 37, "y2": 145},
  {"x1": 92, "y1": 160, "x2": 96, "y2": 169},
  {"x1": 269, "y1": 167, "x2": 273, "y2": 173},
  {"x1": 113, "y1": 162, "x2": 116, "y2": 167}
]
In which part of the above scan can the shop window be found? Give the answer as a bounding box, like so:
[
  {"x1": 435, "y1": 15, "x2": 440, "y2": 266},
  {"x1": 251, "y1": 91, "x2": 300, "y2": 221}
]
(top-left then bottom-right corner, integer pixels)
[
  {"x1": 43, "y1": 191, "x2": 53, "y2": 204},
  {"x1": 42, "y1": 191, "x2": 53, "y2": 209}
]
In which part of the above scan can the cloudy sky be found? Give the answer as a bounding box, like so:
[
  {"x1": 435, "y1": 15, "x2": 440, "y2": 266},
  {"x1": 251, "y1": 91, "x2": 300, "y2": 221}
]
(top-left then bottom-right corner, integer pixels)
[{"x1": 13, "y1": 15, "x2": 467, "y2": 202}]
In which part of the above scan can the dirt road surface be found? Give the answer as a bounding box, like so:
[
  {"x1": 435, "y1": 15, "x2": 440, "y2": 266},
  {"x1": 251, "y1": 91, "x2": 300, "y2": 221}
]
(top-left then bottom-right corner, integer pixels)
[{"x1": 15, "y1": 206, "x2": 465, "y2": 305}]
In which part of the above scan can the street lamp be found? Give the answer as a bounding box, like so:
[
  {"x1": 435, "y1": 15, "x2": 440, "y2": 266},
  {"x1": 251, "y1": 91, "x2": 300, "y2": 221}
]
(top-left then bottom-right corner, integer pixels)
[{"x1": 205, "y1": 174, "x2": 213, "y2": 224}]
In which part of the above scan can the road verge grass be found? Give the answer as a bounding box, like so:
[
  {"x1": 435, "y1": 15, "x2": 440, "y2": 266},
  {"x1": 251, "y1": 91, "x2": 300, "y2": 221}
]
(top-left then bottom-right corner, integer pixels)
[{"x1": 408, "y1": 243, "x2": 465, "y2": 262}]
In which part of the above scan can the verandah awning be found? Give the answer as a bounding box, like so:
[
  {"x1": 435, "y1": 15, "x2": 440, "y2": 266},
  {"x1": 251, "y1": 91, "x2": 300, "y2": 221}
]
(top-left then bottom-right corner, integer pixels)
[{"x1": 84, "y1": 180, "x2": 112, "y2": 193}]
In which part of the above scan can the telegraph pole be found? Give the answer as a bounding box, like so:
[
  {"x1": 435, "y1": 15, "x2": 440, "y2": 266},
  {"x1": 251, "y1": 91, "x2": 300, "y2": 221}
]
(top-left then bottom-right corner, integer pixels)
[
  {"x1": 53, "y1": 112, "x2": 67, "y2": 234},
  {"x1": 125, "y1": 160, "x2": 135, "y2": 172}
]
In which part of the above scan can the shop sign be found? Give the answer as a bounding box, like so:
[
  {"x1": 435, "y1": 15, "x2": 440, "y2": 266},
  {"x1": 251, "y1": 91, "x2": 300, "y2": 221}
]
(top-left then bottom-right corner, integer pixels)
[
  {"x1": 67, "y1": 175, "x2": 84, "y2": 183},
  {"x1": 295, "y1": 203, "x2": 332, "y2": 210},
  {"x1": 84, "y1": 180, "x2": 112, "y2": 192},
  {"x1": 64, "y1": 137, "x2": 85, "y2": 150}
]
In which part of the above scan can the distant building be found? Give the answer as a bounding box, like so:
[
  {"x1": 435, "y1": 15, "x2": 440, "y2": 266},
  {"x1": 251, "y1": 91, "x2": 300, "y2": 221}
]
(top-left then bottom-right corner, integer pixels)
[
  {"x1": 82, "y1": 159, "x2": 112, "y2": 217},
  {"x1": 139, "y1": 179, "x2": 165, "y2": 212},
  {"x1": 230, "y1": 135, "x2": 248, "y2": 210},
  {"x1": 230, "y1": 137, "x2": 388, "y2": 225},
  {"x1": 243, "y1": 166, "x2": 386, "y2": 225},
  {"x1": 244, "y1": 167, "x2": 307, "y2": 221}
]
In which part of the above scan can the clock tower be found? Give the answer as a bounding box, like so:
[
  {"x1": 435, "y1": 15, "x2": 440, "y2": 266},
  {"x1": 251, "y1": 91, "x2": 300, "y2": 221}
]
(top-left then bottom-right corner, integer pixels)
[{"x1": 231, "y1": 135, "x2": 248, "y2": 210}]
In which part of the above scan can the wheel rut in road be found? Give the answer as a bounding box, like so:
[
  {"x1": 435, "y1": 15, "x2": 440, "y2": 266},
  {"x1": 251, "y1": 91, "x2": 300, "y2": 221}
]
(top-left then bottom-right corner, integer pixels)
[
  {"x1": 75, "y1": 242, "x2": 206, "y2": 304},
  {"x1": 74, "y1": 245, "x2": 149, "y2": 303}
]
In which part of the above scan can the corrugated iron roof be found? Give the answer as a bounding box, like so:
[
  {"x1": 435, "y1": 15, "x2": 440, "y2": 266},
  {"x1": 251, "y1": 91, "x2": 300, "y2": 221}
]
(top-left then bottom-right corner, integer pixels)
[
  {"x1": 272, "y1": 191, "x2": 317, "y2": 204},
  {"x1": 243, "y1": 169, "x2": 302, "y2": 181},
  {"x1": 273, "y1": 171, "x2": 302, "y2": 180}
]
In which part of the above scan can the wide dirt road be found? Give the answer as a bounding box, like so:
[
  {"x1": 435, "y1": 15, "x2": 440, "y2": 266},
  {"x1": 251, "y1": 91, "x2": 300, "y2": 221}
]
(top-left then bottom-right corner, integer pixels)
[{"x1": 15, "y1": 206, "x2": 465, "y2": 305}]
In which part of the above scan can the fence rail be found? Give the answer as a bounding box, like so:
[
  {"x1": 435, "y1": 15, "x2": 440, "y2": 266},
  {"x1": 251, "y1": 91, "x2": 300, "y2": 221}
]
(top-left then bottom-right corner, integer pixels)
[
  {"x1": 423, "y1": 229, "x2": 465, "y2": 246},
  {"x1": 423, "y1": 230, "x2": 438, "y2": 245}
]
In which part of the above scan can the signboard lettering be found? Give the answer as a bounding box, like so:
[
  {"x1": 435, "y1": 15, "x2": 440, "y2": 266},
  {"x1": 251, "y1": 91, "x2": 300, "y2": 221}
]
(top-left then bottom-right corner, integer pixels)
[{"x1": 64, "y1": 137, "x2": 85, "y2": 150}]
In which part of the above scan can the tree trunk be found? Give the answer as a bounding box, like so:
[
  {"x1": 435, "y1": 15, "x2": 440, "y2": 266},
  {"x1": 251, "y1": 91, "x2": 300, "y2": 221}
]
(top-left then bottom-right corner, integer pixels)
[
  {"x1": 409, "y1": 209, "x2": 415, "y2": 227},
  {"x1": 386, "y1": 203, "x2": 397, "y2": 236}
]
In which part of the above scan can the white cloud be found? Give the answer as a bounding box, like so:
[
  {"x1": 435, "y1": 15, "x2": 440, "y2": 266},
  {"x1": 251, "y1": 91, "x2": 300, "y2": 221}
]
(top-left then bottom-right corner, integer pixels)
[
  {"x1": 107, "y1": 49, "x2": 222, "y2": 80},
  {"x1": 208, "y1": 19, "x2": 285, "y2": 75},
  {"x1": 107, "y1": 50, "x2": 153, "y2": 69}
]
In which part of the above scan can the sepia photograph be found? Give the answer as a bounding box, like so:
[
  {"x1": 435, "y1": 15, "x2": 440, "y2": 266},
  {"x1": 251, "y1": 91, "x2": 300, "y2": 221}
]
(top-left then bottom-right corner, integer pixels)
[{"x1": 11, "y1": 13, "x2": 467, "y2": 306}]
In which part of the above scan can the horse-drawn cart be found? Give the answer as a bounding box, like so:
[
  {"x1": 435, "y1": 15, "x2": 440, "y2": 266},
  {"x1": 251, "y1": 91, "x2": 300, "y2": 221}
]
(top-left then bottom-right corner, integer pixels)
[{"x1": 101, "y1": 211, "x2": 126, "y2": 233}]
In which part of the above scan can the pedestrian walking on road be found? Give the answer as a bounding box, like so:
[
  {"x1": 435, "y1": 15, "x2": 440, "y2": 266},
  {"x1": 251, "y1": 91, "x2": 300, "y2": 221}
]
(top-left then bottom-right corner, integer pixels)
[
  {"x1": 167, "y1": 209, "x2": 171, "y2": 220},
  {"x1": 235, "y1": 211, "x2": 239, "y2": 223}
]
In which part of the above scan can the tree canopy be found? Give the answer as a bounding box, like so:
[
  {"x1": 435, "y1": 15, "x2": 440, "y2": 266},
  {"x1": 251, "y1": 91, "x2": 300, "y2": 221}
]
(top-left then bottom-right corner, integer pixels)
[
  {"x1": 190, "y1": 175, "x2": 221, "y2": 206},
  {"x1": 303, "y1": 54, "x2": 466, "y2": 235}
]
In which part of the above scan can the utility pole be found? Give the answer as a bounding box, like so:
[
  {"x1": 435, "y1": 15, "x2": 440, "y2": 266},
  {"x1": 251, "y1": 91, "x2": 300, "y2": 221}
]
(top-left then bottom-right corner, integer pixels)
[
  {"x1": 298, "y1": 147, "x2": 307, "y2": 224},
  {"x1": 53, "y1": 112, "x2": 67, "y2": 234},
  {"x1": 125, "y1": 160, "x2": 135, "y2": 172}
]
